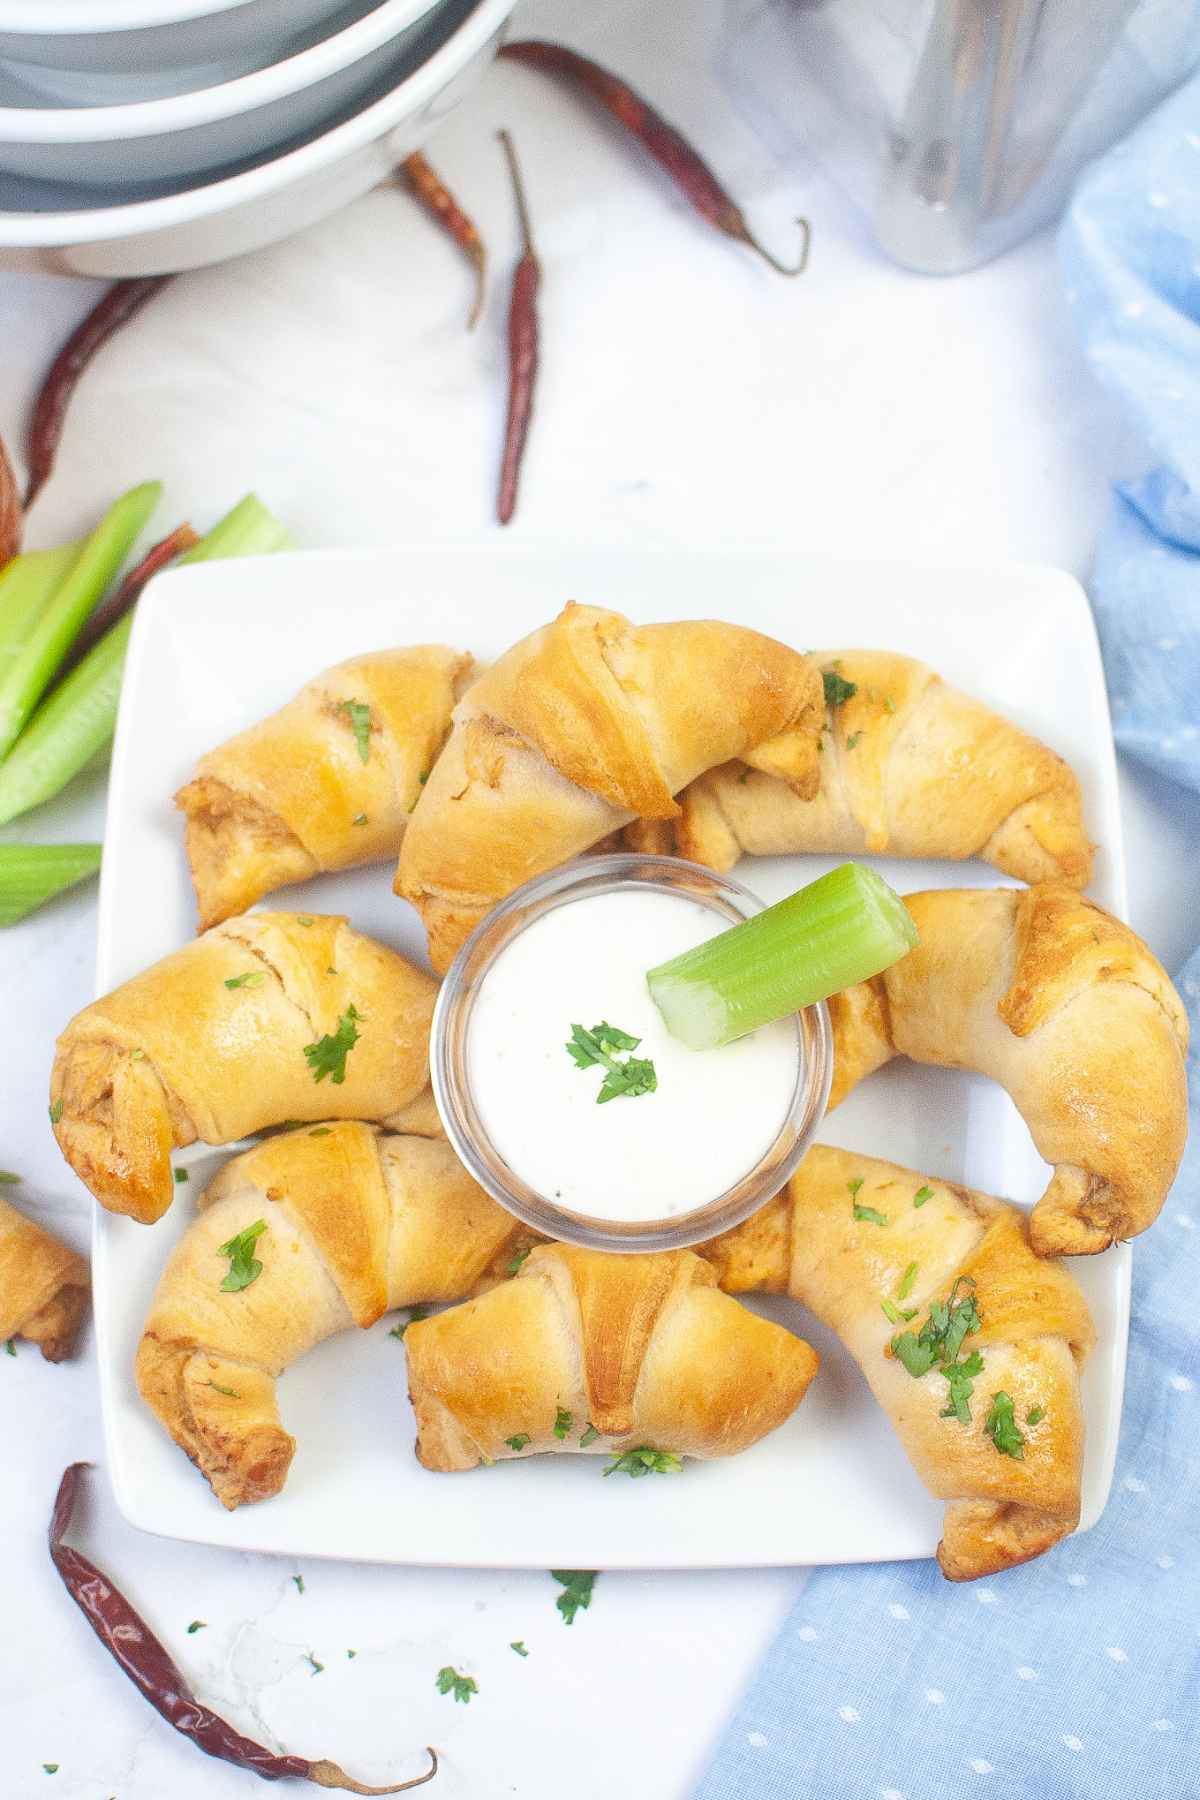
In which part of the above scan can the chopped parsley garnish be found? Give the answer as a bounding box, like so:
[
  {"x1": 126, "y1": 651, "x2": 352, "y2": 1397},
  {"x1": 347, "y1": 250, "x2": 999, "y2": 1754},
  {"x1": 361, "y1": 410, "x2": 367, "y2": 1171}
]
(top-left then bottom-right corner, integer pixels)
[
  {"x1": 297, "y1": 916, "x2": 314, "y2": 927},
  {"x1": 42, "y1": 1767, "x2": 58, "y2": 1775},
  {"x1": 388, "y1": 1305, "x2": 429, "y2": 1340},
  {"x1": 224, "y1": 971, "x2": 266, "y2": 990},
  {"x1": 5, "y1": 1339, "x2": 15, "y2": 1357},
  {"x1": 984, "y1": 1391, "x2": 1026, "y2": 1459},
  {"x1": 552, "y1": 1570, "x2": 596, "y2": 1625},
  {"x1": 579, "y1": 1423, "x2": 600, "y2": 1447},
  {"x1": 891, "y1": 1276, "x2": 983, "y2": 1420},
  {"x1": 352, "y1": 813, "x2": 368, "y2": 826},
  {"x1": 845, "y1": 731, "x2": 863, "y2": 750},
  {"x1": 337, "y1": 698, "x2": 373, "y2": 763},
  {"x1": 306, "y1": 1653, "x2": 324, "y2": 1676},
  {"x1": 0, "y1": 1170, "x2": 18, "y2": 1183},
  {"x1": 436, "y1": 1666, "x2": 477, "y2": 1703},
  {"x1": 204, "y1": 1379, "x2": 241, "y2": 1398},
  {"x1": 848, "y1": 1177, "x2": 864, "y2": 1198},
  {"x1": 347, "y1": 1649, "x2": 357, "y2": 1659},
  {"x1": 1027, "y1": 1405, "x2": 1046, "y2": 1427},
  {"x1": 940, "y1": 1351, "x2": 984, "y2": 1426},
  {"x1": 603, "y1": 1446, "x2": 683, "y2": 1478},
  {"x1": 187, "y1": 1620, "x2": 206, "y2": 1634},
  {"x1": 896, "y1": 1262, "x2": 918, "y2": 1301},
  {"x1": 292, "y1": 1574, "x2": 305, "y2": 1594},
  {"x1": 853, "y1": 1203, "x2": 888, "y2": 1226},
  {"x1": 49, "y1": 1100, "x2": 63, "y2": 1125},
  {"x1": 507, "y1": 1246, "x2": 531, "y2": 1277},
  {"x1": 553, "y1": 1408, "x2": 573, "y2": 1441},
  {"x1": 880, "y1": 1298, "x2": 917, "y2": 1326},
  {"x1": 882, "y1": 695, "x2": 896, "y2": 714},
  {"x1": 217, "y1": 1219, "x2": 267, "y2": 1293},
  {"x1": 510, "y1": 1640, "x2": 529, "y2": 1657},
  {"x1": 309, "y1": 1126, "x2": 331, "y2": 1137},
  {"x1": 419, "y1": 771, "x2": 429, "y2": 785},
  {"x1": 303, "y1": 1005, "x2": 361, "y2": 1085},
  {"x1": 565, "y1": 1021, "x2": 657, "y2": 1104},
  {"x1": 913, "y1": 1185, "x2": 933, "y2": 1208},
  {"x1": 505, "y1": 1433, "x2": 531, "y2": 1452},
  {"x1": 173, "y1": 1167, "x2": 189, "y2": 1184},
  {"x1": 823, "y1": 669, "x2": 857, "y2": 708}
]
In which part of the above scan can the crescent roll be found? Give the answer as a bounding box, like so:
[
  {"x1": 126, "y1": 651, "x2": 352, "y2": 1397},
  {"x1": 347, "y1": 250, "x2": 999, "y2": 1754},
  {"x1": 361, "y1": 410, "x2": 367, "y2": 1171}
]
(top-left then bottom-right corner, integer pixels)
[
  {"x1": 405, "y1": 1242, "x2": 819, "y2": 1470},
  {"x1": 704, "y1": 1145, "x2": 1095, "y2": 1578},
  {"x1": 396, "y1": 602, "x2": 824, "y2": 971},
  {"x1": 136, "y1": 1122, "x2": 532, "y2": 1508},
  {"x1": 0, "y1": 1194, "x2": 89, "y2": 1361},
  {"x1": 176, "y1": 646, "x2": 474, "y2": 930},
  {"x1": 827, "y1": 885, "x2": 1189, "y2": 1254},
  {"x1": 666, "y1": 652, "x2": 1093, "y2": 887},
  {"x1": 51, "y1": 912, "x2": 437, "y2": 1225}
]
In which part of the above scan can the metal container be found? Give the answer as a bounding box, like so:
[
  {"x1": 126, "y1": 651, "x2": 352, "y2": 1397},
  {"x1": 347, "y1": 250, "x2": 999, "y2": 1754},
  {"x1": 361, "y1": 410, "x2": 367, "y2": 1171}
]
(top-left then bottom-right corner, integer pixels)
[{"x1": 717, "y1": 0, "x2": 1200, "y2": 271}]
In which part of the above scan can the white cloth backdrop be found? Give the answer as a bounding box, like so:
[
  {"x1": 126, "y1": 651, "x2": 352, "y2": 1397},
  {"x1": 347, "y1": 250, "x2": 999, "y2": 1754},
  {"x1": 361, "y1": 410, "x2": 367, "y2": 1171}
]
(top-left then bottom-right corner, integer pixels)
[{"x1": 1, "y1": 0, "x2": 1196, "y2": 1795}]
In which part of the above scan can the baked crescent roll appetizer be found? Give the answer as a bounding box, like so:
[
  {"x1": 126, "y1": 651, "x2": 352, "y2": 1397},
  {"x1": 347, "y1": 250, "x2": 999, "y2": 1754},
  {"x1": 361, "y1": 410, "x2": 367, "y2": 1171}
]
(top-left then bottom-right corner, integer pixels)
[
  {"x1": 51, "y1": 913, "x2": 437, "y2": 1226},
  {"x1": 827, "y1": 885, "x2": 1189, "y2": 1254},
  {"x1": 136, "y1": 1122, "x2": 532, "y2": 1509},
  {"x1": 703, "y1": 1145, "x2": 1095, "y2": 1579},
  {"x1": 396, "y1": 602, "x2": 824, "y2": 971},
  {"x1": 0, "y1": 1193, "x2": 89, "y2": 1361},
  {"x1": 176, "y1": 646, "x2": 474, "y2": 930},
  {"x1": 405, "y1": 1242, "x2": 819, "y2": 1470},
  {"x1": 658, "y1": 652, "x2": 1094, "y2": 887}
]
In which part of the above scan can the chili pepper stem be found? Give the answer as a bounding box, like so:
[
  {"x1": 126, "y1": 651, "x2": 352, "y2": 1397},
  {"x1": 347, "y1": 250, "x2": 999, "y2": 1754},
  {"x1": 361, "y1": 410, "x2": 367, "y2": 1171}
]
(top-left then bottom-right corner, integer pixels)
[
  {"x1": 306, "y1": 1752, "x2": 439, "y2": 1794},
  {"x1": 498, "y1": 129, "x2": 535, "y2": 254},
  {"x1": 744, "y1": 215, "x2": 811, "y2": 279}
]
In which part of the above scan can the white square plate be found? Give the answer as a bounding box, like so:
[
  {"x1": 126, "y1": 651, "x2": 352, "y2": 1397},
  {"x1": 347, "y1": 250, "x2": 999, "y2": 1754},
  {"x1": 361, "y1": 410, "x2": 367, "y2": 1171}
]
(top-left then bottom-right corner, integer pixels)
[{"x1": 95, "y1": 546, "x2": 1129, "y2": 1568}]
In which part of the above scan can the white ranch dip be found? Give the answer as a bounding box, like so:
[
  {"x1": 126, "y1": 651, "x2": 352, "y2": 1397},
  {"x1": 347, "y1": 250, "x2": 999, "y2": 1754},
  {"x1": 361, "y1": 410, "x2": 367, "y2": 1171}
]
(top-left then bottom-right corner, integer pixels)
[{"x1": 466, "y1": 887, "x2": 800, "y2": 1221}]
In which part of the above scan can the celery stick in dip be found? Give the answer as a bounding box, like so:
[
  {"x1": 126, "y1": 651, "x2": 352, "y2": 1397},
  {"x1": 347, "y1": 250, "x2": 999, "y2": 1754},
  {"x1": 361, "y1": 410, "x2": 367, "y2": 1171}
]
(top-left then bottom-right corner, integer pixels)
[{"x1": 466, "y1": 888, "x2": 800, "y2": 1221}]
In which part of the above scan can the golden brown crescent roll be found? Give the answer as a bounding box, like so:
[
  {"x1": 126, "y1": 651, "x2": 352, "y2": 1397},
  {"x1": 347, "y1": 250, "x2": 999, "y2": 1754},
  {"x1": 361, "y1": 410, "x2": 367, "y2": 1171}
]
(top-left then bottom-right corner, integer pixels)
[
  {"x1": 51, "y1": 913, "x2": 437, "y2": 1226},
  {"x1": 395, "y1": 602, "x2": 823, "y2": 971},
  {"x1": 825, "y1": 885, "x2": 1189, "y2": 1255},
  {"x1": 176, "y1": 646, "x2": 474, "y2": 930},
  {"x1": 0, "y1": 1194, "x2": 89, "y2": 1361},
  {"x1": 405, "y1": 1242, "x2": 819, "y2": 1470},
  {"x1": 702, "y1": 1145, "x2": 1095, "y2": 1579},
  {"x1": 666, "y1": 652, "x2": 1093, "y2": 887},
  {"x1": 136, "y1": 1122, "x2": 533, "y2": 1508}
]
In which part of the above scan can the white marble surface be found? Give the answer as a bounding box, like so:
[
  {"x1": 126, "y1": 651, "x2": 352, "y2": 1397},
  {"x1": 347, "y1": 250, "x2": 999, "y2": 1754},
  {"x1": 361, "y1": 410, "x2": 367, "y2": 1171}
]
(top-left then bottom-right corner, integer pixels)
[{"x1": 1, "y1": 1, "x2": 1195, "y2": 1796}]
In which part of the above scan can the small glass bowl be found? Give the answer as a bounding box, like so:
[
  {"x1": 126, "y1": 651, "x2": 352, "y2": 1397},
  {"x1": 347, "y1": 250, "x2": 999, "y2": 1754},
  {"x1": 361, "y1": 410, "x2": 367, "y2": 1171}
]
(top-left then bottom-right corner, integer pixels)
[{"x1": 430, "y1": 852, "x2": 832, "y2": 1253}]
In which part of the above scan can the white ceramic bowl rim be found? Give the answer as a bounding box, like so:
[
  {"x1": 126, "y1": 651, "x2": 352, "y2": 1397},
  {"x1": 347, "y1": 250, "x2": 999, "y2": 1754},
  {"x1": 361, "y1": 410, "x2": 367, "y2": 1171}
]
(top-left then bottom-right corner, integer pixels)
[
  {"x1": 0, "y1": 0, "x2": 510, "y2": 243},
  {"x1": 0, "y1": 0, "x2": 257, "y2": 32},
  {"x1": 0, "y1": 0, "x2": 441, "y2": 141}
]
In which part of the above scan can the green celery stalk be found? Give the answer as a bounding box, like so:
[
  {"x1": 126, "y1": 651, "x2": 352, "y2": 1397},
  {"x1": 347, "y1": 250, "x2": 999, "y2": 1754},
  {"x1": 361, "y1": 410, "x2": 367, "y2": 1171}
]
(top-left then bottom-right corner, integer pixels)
[
  {"x1": 0, "y1": 493, "x2": 289, "y2": 827},
  {"x1": 0, "y1": 842, "x2": 101, "y2": 925},
  {"x1": 646, "y1": 862, "x2": 919, "y2": 1050},
  {"x1": 178, "y1": 493, "x2": 292, "y2": 564},
  {"x1": 0, "y1": 544, "x2": 82, "y2": 683},
  {"x1": 0, "y1": 481, "x2": 160, "y2": 761}
]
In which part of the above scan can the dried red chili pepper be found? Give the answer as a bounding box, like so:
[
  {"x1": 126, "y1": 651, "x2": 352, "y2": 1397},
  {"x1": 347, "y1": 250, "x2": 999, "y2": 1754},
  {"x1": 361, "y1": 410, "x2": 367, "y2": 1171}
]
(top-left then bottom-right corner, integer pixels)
[
  {"x1": 50, "y1": 1465, "x2": 438, "y2": 1794},
  {"x1": 0, "y1": 428, "x2": 21, "y2": 567},
  {"x1": 25, "y1": 277, "x2": 173, "y2": 510},
  {"x1": 398, "y1": 152, "x2": 487, "y2": 330},
  {"x1": 496, "y1": 130, "x2": 541, "y2": 528},
  {"x1": 498, "y1": 41, "x2": 810, "y2": 277},
  {"x1": 56, "y1": 521, "x2": 199, "y2": 680}
]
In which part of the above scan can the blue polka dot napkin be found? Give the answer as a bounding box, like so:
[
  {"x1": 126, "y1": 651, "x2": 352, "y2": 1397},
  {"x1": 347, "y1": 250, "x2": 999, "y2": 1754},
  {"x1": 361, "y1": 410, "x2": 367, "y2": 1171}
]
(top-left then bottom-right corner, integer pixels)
[{"x1": 695, "y1": 74, "x2": 1200, "y2": 1800}]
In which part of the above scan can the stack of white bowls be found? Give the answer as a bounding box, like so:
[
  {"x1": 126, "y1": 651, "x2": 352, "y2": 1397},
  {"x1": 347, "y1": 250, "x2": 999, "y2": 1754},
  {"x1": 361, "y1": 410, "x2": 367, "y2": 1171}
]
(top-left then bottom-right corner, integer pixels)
[{"x1": 0, "y1": 0, "x2": 515, "y2": 275}]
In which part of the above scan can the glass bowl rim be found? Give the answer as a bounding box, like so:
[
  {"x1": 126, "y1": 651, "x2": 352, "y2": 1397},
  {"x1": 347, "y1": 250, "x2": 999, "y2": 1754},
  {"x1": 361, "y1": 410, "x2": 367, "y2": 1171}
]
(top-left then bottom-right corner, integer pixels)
[{"x1": 429, "y1": 851, "x2": 832, "y2": 1253}]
